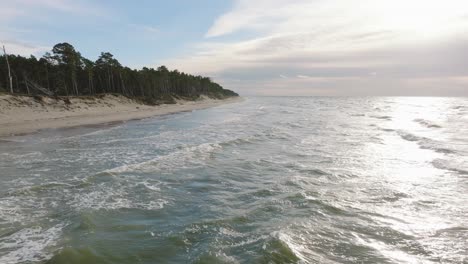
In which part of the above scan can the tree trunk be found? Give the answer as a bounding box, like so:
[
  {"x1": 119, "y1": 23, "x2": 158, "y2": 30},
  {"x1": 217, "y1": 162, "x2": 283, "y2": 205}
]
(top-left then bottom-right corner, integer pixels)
[
  {"x1": 2, "y1": 45, "x2": 13, "y2": 93},
  {"x1": 23, "y1": 74, "x2": 31, "y2": 95}
]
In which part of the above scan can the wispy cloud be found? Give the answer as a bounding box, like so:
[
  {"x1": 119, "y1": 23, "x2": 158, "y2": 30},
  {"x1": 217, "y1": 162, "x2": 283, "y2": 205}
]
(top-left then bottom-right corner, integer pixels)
[
  {"x1": 207, "y1": 0, "x2": 468, "y2": 40},
  {"x1": 128, "y1": 24, "x2": 159, "y2": 34},
  {"x1": 165, "y1": 0, "x2": 468, "y2": 95},
  {"x1": 0, "y1": 39, "x2": 50, "y2": 56}
]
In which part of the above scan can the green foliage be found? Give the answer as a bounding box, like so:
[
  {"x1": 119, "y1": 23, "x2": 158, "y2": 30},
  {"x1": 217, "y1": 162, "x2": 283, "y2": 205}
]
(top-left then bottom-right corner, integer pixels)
[{"x1": 0, "y1": 43, "x2": 238, "y2": 101}]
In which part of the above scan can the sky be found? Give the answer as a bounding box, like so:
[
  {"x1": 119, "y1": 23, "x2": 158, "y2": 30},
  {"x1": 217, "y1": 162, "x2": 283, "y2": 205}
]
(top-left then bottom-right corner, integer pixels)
[{"x1": 1, "y1": 0, "x2": 468, "y2": 96}]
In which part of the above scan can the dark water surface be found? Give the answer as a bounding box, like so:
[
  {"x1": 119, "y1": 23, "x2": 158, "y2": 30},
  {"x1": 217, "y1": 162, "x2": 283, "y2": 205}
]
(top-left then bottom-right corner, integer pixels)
[{"x1": 0, "y1": 97, "x2": 467, "y2": 263}]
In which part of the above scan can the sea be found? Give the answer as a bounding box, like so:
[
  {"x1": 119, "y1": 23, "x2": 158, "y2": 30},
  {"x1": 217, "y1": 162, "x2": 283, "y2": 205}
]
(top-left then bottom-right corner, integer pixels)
[{"x1": 0, "y1": 97, "x2": 467, "y2": 264}]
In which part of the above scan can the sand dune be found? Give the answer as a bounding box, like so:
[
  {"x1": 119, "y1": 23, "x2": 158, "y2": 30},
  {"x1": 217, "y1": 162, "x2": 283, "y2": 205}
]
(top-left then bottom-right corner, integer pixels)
[{"x1": 0, "y1": 94, "x2": 242, "y2": 137}]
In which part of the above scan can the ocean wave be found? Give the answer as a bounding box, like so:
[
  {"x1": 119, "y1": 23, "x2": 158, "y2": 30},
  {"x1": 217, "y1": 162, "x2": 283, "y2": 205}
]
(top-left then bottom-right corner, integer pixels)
[
  {"x1": 292, "y1": 192, "x2": 348, "y2": 215},
  {"x1": 370, "y1": 115, "x2": 392, "y2": 120},
  {"x1": 279, "y1": 109, "x2": 295, "y2": 114},
  {"x1": 6, "y1": 182, "x2": 75, "y2": 197},
  {"x1": 379, "y1": 127, "x2": 395, "y2": 132},
  {"x1": 195, "y1": 252, "x2": 240, "y2": 264},
  {"x1": 67, "y1": 176, "x2": 168, "y2": 211},
  {"x1": 398, "y1": 131, "x2": 455, "y2": 154},
  {"x1": 184, "y1": 226, "x2": 297, "y2": 262},
  {"x1": 431, "y1": 159, "x2": 468, "y2": 175},
  {"x1": 0, "y1": 138, "x2": 27, "y2": 143},
  {"x1": 69, "y1": 188, "x2": 168, "y2": 211},
  {"x1": 218, "y1": 134, "x2": 262, "y2": 147},
  {"x1": 398, "y1": 131, "x2": 422, "y2": 142},
  {"x1": 62, "y1": 125, "x2": 122, "y2": 140},
  {"x1": 0, "y1": 196, "x2": 49, "y2": 225},
  {"x1": 451, "y1": 105, "x2": 467, "y2": 110},
  {"x1": 0, "y1": 199, "x2": 27, "y2": 225},
  {"x1": 434, "y1": 226, "x2": 468, "y2": 237},
  {"x1": 261, "y1": 231, "x2": 304, "y2": 263},
  {"x1": 138, "y1": 181, "x2": 161, "y2": 191},
  {"x1": 414, "y1": 119, "x2": 442, "y2": 129},
  {"x1": 105, "y1": 142, "x2": 222, "y2": 174},
  {"x1": 0, "y1": 223, "x2": 65, "y2": 264},
  {"x1": 352, "y1": 233, "x2": 431, "y2": 264},
  {"x1": 97, "y1": 128, "x2": 178, "y2": 145},
  {"x1": 0, "y1": 151, "x2": 43, "y2": 160},
  {"x1": 299, "y1": 168, "x2": 330, "y2": 177},
  {"x1": 257, "y1": 229, "x2": 337, "y2": 263}
]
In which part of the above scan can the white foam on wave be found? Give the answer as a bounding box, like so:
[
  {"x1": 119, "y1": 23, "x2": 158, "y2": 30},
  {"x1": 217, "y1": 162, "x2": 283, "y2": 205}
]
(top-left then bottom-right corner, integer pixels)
[
  {"x1": 138, "y1": 181, "x2": 161, "y2": 191},
  {"x1": 270, "y1": 231, "x2": 307, "y2": 262},
  {"x1": 352, "y1": 233, "x2": 434, "y2": 264},
  {"x1": 0, "y1": 199, "x2": 26, "y2": 225},
  {"x1": 98, "y1": 126, "x2": 195, "y2": 146},
  {"x1": 0, "y1": 223, "x2": 65, "y2": 264},
  {"x1": 105, "y1": 142, "x2": 222, "y2": 174},
  {"x1": 0, "y1": 196, "x2": 49, "y2": 225},
  {"x1": 69, "y1": 187, "x2": 168, "y2": 211},
  {"x1": 78, "y1": 125, "x2": 122, "y2": 138}
]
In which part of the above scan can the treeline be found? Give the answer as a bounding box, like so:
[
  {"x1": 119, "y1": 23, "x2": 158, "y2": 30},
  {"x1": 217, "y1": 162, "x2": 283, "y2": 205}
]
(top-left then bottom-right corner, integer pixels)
[{"x1": 0, "y1": 43, "x2": 238, "y2": 102}]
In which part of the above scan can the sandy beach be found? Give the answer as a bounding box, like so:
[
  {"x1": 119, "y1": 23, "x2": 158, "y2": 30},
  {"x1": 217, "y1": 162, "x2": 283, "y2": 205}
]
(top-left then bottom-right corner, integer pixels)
[{"x1": 0, "y1": 94, "x2": 243, "y2": 137}]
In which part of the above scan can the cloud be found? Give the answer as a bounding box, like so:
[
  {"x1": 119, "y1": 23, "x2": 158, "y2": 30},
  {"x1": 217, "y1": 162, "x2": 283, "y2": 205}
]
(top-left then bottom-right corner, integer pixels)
[
  {"x1": 165, "y1": 0, "x2": 468, "y2": 96},
  {"x1": 207, "y1": 0, "x2": 468, "y2": 39},
  {"x1": 0, "y1": 40, "x2": 50, "y2": 56},
  {"x1": 205, "y1": 0, "x2": 307, "y2": 37},
  {"x1": 128, "y1": 24, "x2": 159, "y2": 34}
]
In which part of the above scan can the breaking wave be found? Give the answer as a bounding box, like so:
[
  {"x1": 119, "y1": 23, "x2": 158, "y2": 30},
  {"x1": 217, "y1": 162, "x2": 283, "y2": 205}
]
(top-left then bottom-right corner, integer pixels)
[
  {"x1": 105, "y1": 142, "x2": 223, "y2": 174},
  {"x1": 0, "y1": 224, "x2": 65, "y2": 264},
  {"x1": 414, "y1": 119, "x2": 442, "y2": 129},
  {"x1": 398, "y1": 131, "x2": 455, "y2": 154},
  {"x1": 1, "y1": 97, "x2": 467, "y2": 263},
  {"x1": 432, "y1": 159, "x2": 468, "y2": 175}
]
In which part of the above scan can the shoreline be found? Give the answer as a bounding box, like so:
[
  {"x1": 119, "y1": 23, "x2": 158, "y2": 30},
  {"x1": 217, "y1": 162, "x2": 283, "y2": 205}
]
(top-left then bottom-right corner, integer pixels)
[{"x1": 0, "y1": 94, "x2": 243, "y2": 137}]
